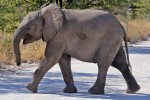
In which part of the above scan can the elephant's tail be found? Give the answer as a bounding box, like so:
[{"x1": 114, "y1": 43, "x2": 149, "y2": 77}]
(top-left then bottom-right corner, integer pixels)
[{"x1": 123, "y1": 29, "x2": 132, "y2": 73}]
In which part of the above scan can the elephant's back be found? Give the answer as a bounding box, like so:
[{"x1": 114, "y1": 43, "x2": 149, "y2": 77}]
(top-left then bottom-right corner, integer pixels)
[{"x1": 62, "y1": 9, "x2": 113, "y2": 21}]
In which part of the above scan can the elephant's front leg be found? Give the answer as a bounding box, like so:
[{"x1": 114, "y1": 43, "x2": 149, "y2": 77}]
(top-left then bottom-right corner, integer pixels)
[
  {"x1": 26, "y1": 41, "x2": 65, "y2": 93},
  {"x1": 59, "y1": 54, "x2": 77, "y2": 93}
]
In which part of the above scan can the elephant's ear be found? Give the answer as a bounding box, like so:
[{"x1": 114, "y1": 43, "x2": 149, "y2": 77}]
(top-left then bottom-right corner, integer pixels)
[
  {"x1": 50, "y1": 4, "x2": 63, "y2": 31},
  {"x1": 41, "y1": 4, "x2": 63, "y2": 42}
]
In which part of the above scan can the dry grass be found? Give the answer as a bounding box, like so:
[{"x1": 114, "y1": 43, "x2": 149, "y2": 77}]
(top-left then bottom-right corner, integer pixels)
[
  {"x1": 0, "y1": 32, "x2": 45, "y2": 64},
  {"x1": 127, "y1": 19, "x2": 150, "y2": 43},
  {"x1": 20, "y1": 40, "x2": 46, "y2": 62},
  {"x1": 0, "y1": 33, "x2": 14, "y2": 64},
  {"x1": 0, "y1": 19, "x2": 150, "y2": 64}
]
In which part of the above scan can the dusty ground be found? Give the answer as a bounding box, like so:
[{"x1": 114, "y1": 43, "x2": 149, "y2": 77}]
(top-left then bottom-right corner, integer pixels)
[
  {"x1": 0, "y1": 40, "x2": 150, "y2": 100},
  {"x1": 0, "y1": 62, "x2": 37, "y2": 73}
]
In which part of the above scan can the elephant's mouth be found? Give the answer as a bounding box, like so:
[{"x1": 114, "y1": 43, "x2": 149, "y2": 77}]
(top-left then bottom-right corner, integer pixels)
[{"x1": 23, "y1": 34, "x2": 31, "y2": 45}]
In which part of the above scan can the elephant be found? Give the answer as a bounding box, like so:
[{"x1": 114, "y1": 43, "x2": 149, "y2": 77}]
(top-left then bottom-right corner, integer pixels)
[{"x1": 13, "y1": 3, "x2": 140, "y2": 94}]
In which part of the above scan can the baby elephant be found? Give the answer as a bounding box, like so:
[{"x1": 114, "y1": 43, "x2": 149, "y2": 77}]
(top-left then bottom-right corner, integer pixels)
[{"x1": 13, "y1": 3, "x2": 140, "y2": 94}]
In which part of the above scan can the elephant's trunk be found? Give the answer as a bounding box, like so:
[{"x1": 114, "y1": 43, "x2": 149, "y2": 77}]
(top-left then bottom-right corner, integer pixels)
[{"x1": 13, "y1": 29, "x2": 23, "y2": 66}]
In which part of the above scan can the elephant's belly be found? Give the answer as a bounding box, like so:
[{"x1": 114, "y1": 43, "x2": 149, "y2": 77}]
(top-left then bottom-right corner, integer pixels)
[{"x1": 65, "y1": 42, "x2": 98, "y2": 63}]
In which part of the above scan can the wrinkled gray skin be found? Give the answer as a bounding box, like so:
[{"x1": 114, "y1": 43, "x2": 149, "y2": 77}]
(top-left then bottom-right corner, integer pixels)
[{"x1": 13, "y1": 4, "x2": 140, "y2": 94}]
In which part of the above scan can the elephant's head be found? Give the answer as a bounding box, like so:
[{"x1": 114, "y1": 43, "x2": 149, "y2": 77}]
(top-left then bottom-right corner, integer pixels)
[{"x1": 13, "y1": 4, "x2": 64, "y2": 66}]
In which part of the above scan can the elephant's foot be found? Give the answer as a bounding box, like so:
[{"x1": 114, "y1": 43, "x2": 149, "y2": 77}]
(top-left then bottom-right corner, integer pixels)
[
  {"x1": 127, "y1": 84, "x2": 140, "y2": 93},
  {"x1": 64, "y1": 85, "x2": 77, "y2": 93},
  {"x1": 26, "y1": 83, "x2": 38, "y2": 93},
  {"x1": 88, "y1": 86, "x2": 104, "y2": 95}
]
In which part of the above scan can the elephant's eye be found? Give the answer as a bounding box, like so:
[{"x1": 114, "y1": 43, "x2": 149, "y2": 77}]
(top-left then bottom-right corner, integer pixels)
[
  {"x1": 26, "y1": 26, "x2": 30, "y2": 30},
  {"x1": 25, "y1": 34, "x2": 31, "y2": 39},
  {"x1": 26, "y1": 25, "x2": 34, "y2": 30}
]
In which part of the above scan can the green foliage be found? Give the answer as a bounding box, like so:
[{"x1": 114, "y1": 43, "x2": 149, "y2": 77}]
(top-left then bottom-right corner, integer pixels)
[
  {"x1": 0, "y1": 0, "x2": 24, "y2": 33},
  {"x1": 130, "y1": 0, "x2": 150, "y2": 19},
  {"x1": 0, "y1": 0, "x2": 52, "y2": 33},
  {"x1": 64, "y1": 0, "x2": 129, "y2": 10}
]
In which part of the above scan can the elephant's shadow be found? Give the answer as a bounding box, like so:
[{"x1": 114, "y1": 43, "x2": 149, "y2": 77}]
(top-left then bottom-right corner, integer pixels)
[
  {"x1": 129, "y1": 46, "x2": 150, "y2": 54},
  {"x1": 0, "y1": 69, "x2": 150, "y2": 99},
  {"x1": 0, "y1": 69, "x2": 97, "y2": 94}
]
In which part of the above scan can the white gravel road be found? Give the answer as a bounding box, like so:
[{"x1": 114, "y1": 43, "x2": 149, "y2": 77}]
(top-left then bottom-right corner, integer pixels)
[{"x1": 0, "y1": 40, "x2": 150, "y2": 100}]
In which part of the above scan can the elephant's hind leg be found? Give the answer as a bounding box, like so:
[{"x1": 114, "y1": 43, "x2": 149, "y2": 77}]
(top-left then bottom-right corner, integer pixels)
[
  {"x1": 111, "y1": 45, "x2": 140, "y2": 93},
  {"x1": 59, "y1": 54, "x2": 77, "y2": 93}
]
